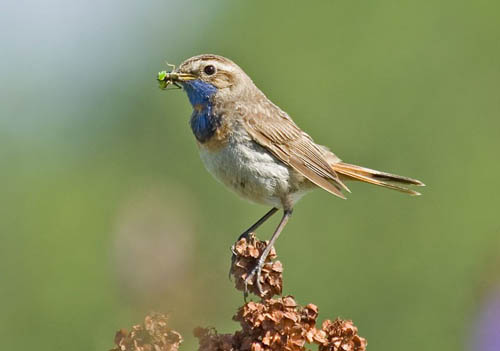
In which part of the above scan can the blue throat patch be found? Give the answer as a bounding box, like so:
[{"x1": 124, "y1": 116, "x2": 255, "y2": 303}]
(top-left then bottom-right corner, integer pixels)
[{"x1": 183, "y1": 80, "x2": 220, "y2": 143}]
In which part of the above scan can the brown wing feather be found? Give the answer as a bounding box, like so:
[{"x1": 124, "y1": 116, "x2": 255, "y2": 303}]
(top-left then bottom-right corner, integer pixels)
[{"x1": 241, "y1": 103, "x2": 348, "y2": 199}]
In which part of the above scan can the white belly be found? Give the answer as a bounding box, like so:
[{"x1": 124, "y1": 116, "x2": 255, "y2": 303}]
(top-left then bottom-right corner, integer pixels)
[{"x1": 198, "y1": 136, "x2": 307, "y2": 208}]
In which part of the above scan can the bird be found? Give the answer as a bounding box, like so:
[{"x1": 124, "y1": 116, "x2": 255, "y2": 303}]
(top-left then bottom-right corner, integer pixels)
[{"x1": 157, "y1": 54, "x2": 424, "y2": 295}]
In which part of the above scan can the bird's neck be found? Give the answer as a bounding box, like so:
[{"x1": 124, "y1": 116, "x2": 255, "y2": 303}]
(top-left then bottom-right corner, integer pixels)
[{"x1": 184, "y1": 80, "x2": 220, "y2": 143}]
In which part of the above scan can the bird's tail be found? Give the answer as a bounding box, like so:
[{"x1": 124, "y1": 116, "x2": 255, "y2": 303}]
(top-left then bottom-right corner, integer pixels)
[{"x1": 331, "y1": 162, "x2": 425, "y2": 196}]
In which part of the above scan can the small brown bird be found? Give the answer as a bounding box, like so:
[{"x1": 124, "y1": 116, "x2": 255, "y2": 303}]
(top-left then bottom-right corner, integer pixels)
[{"x1": 158, "y1": 54, "x2": 424, "y2": 295}]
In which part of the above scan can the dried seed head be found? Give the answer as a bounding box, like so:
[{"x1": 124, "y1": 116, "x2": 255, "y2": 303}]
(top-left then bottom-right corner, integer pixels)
[
  {"x1": 229, "y1": 296, "x2": 319, "y2": 351},
  {"x1": 230, "y1": 234, "x2": 283, "y2": 299},
  {"x1": 111, "y1": 313, "x2": 182, "y2": 351},
  {"x1": 317, "y1": 319, "x2": 367, "y2": 351},
  {"x1": 112, "y1": 234, "x2": 367, "y2": 351}
]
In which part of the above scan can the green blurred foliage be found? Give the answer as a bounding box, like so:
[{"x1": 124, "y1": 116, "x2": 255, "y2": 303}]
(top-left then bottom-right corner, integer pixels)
[{"x1": 1, "y1": 1, "x2": 499, "y2": 350}]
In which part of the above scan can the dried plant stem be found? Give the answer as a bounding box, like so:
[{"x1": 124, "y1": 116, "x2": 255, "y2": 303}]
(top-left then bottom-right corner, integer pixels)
[{"x1": 110, "y1": 234, "x2": 367, "y2": 351}]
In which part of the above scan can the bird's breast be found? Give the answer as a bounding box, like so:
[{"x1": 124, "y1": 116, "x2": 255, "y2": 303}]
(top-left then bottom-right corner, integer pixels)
[{"x1": 197, "y1": 128, "x2": 311, "y2": 208}]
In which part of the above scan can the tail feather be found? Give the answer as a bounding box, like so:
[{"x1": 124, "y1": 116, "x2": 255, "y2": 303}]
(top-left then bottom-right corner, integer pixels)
[{"x1": 332, "y1": 162, "x2": 424, "y2": 196}]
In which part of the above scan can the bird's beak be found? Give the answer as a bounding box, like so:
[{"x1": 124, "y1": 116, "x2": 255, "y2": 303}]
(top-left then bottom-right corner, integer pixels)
[{"x1": 157, "y1": 70, "x2": 197, "y2": 90}]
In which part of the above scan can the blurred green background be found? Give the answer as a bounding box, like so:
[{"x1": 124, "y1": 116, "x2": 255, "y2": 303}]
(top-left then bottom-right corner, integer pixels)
[{"x1": 1, "y1": 1, "x2": 500, "y2": 350}]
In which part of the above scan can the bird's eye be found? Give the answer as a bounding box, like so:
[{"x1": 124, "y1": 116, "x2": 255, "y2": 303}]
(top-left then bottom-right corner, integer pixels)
[{"x1": 204, "y1": 65, "x2": 216, "y2": 75}]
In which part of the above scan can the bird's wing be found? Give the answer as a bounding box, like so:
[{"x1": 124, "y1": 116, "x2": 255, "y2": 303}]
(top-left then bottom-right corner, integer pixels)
[{"x1": 241, "y1": 103, "x2": 348, "y2": 199}]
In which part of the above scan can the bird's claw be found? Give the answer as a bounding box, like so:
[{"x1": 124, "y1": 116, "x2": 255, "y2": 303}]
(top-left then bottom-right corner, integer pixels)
[{"x1": 243, "y1": 260, "x2": 264, "y2": 298}]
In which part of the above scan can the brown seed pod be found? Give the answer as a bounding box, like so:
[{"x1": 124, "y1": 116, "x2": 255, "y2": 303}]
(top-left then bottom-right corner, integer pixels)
[
  {"x1": 316, "y1": 319, "x2": 367, "y2": 351},
  {"x1": 111, "y1": 313, "x2": 182, "y2": 351},
  {"x1": 230, "y1": 234, "x2": 283, "y2": 299},
  {"x1": 230, "y1": 296, "x2": 319, "y2": 351}
]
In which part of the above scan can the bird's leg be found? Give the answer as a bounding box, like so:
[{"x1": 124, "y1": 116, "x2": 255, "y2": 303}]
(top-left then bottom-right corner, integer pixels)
[
  {"x1": 244, "y1": 209, "x2": 293, "y2": 297},
  {"x1": 230, "y1": 207, "x2": 278, "y2": 278},
  {"x1": 236, "y1": 207, "x2": 278, "y2": 243}
]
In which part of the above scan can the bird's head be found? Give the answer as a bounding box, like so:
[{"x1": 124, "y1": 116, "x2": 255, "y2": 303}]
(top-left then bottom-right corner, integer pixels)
[{"x1": 158, "y1": 54, "x2": 255, "y2": 107}]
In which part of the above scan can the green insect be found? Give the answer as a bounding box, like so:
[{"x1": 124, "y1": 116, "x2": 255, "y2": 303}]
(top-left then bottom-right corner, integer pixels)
[{"x1": 157, "y1": 63, "x2": 195, "y2": 90}]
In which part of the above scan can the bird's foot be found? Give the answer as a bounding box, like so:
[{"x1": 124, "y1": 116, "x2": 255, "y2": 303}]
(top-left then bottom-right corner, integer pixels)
[
  {"x1": 229, "y1": 234, "x2": 282, "y2": 300},
  {"x1": 243, "y1": 258, "x2": 265, "y2": 299}
]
